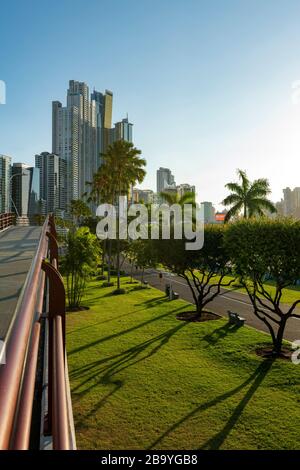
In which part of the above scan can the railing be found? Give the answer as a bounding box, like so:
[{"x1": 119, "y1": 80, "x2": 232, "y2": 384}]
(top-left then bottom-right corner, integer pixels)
[
  {"x1": 0, "y1": 212, "x2": 15, "y2": 231},
  {"x1": 0, "y1": 214, "x2": 76, "y2": 450}
]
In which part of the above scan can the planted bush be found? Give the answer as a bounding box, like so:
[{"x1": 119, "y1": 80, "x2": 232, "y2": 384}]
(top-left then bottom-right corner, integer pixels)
[{"x1": 225, "y1": 218, "x2": 300, "y2": 355}]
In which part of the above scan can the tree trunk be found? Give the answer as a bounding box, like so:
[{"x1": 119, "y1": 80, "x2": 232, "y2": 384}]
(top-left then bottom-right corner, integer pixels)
[
  {"x1": 195, "y1": 294, "x2": 204, "y2": 318},
  {"x1": 117, "y1": 237, "x2": 120, "y2": 289},
  {"x1": 101, "y1": 239, "x2": 106, "y2": 276},
  {"x1": 273, "y1": 318, "x2": 287, "y2": 356},
  {"x1": 130, "y1": 262, "x2": 134, "y2": 283},
  {"x1": 243, "y1": 204, "x2": 247, "y2": 218},
  {"x1": 107, "y1": 239, "x2": 112, "y2": 283}
]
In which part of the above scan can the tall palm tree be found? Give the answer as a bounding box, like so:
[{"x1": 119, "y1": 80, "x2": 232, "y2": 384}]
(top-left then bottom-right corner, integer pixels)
[
  {"x1": 102, "y1": 140, "x2": 146, "y2": 290},
  {"x1": 85, "y1": 166, "x2": 114, "y2": 279},
  {"x1": 222, "y1": 169, "x2": 276, "y2": 222}
]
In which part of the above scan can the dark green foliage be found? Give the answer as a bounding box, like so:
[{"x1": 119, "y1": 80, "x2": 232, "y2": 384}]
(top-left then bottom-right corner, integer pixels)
[
  {"x1": 154, "y1": 225, "x2": 234, "y2": 316},
  {"x1": 60, "y1": 227, "x2": 100, "y2": 308},
  {"x1": 225, "y1": 218, "x2": 300, "y2": 354}
]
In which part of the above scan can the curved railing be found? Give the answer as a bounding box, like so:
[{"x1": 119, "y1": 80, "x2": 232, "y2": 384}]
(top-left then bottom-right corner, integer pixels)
[
  {"x1": 0, "y1": 215, "x2": 76, "y2": 450},
  {"x1": 0, "y1": 212, "x2": 15, "y2": 231}
]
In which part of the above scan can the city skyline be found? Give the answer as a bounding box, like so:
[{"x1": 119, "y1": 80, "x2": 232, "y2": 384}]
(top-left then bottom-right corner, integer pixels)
[{"x1": 2, "y1": 1, "x2": 300, "y2": 210}]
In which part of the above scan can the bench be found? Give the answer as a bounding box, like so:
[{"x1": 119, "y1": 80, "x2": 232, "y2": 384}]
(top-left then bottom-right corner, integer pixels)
[{"x1": 228, "y1": 310, "x2": 245, "y2": 327}]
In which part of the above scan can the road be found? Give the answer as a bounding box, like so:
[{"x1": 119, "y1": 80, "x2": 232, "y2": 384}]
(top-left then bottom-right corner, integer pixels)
[
  {"x1": 123, "y1": 262, "x2": 300, "y2": 343},
  {"x1": 0, "y1": 226, "x2": 41, "y2": 339}
]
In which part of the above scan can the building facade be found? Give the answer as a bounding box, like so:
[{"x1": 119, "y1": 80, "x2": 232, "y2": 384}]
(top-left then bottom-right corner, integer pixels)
[
  {"x1": 11, "y1": 163, "x2": 40, "y2": 219},
  {"x1": 279, "y1": 187, "x2": 300, "y2": 218},
  {"x1": 156, "y1": 167, "x2": 176, "y2": 197},
  {"x1": 35, "y1": 152, "x2": 66, "y2": 214},
  {"x1": 0, "y1": 154, "x2": 12, "y2": 213},
  {"x1": 53, "y1": 82, "x2": 119, "y2": 211},
  {"x1": 200, "y1": 201, "x2": 215, "y2": 224}
]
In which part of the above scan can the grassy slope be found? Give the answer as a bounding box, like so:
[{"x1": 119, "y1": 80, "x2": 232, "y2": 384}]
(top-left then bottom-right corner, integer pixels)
[{"x1": 67, "y1": 277, "x2": 300, "y2": 450}]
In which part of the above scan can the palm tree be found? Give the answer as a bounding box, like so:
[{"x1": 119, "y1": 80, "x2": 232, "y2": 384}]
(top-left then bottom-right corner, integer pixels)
[
  {"x1": 160, "y1": 190, "x2": 195, "y2": 206},
  {"x1": 222, "y1": 169, "x2": 276, "y2": 222},
  {"x1": 69, "y1": 199, "x2": 91, "y2": 226},
  {"x1": 85, "y1": 166, "x2": 114, "y2": 279},
  {"x1": 102, "y1": 140, "x2": 146, "y2": 290}
]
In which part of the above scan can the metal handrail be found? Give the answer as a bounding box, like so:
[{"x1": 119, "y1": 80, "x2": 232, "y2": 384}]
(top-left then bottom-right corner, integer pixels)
[
  {"x1": 0, "y1": 212, "x2": 15, "y2": 231},
  {"x1": 0, "y1": 214, "x2": 75, "y2": 450}
]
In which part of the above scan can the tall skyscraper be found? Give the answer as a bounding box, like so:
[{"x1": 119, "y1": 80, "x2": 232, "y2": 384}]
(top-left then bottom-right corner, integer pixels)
[
  {"x1": 91, "y1": 89, "x2": 113, "y2": 162},
  {"x1": 11, "y1": 163, "x2": 40, "y2": 222},
  {"x1": 0, "y1": 154, "x2": 12, "y2": 213},
  {"x1": 53, "y1": 82, "x2": 116, "y2": 210},
  {"x1": 156, "y1": 167, "x2": 176, "y2": 195},
  {"x1": 35, "y1": 152, "x2": 66, "y2": 214}
]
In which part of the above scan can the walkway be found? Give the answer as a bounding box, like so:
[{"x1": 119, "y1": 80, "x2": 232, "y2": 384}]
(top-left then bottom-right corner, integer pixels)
[{"x1": 0, "y1": 226, "x2": 41, "y2": 339}]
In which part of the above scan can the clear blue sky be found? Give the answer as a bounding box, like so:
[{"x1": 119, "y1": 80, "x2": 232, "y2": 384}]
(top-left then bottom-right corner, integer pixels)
[{"x1": 1, "y1": 0, "x2": 300, "y2": 209}]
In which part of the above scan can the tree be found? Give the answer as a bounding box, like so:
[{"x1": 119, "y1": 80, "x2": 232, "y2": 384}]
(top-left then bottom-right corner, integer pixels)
[
  {"x1": 160, "y1": 190, "x2": 195, "y2": 206},
  {"x1": 101, "y1": 140, "x2": 146, "y2": 290},
  {"x1": 225, "y1": 218, "x2": 300, "y2": 356},
  {"x1": 69, "y1": 199, "x2": 91, "y2": 226},
  {"x1": 132, "y1": 239, "x2": 156, "y2": 285},
  {"x1": 222, "y1": 169, "x2": 276, "y2": 222},
  {"x1": 61, "y1": 227, "x2": 100, "y2": 309},
  {"x1": 154, "y1": 225, "x2": 234, "y2": 317},
  {"x1": 85, "y1": 165, "x2": 115, "y2": 282}
]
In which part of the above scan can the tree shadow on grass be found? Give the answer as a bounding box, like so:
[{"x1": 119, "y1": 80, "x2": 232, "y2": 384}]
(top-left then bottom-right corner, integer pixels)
[
  {"x1": 68, "y1": 305, "x2": 186, "y2": 356},
  {"x1": 202, "y1": 322, "x2": 240, "y2": 346},
  {"x1": 70, "y1": 319, "x2": 189, "y2": 395},
  {"x1": 70, "y1": 320, "x2": 189, "y2": 425},
  {"x1": 147, "y1": 359, "x2": 274, "y2": 450}
]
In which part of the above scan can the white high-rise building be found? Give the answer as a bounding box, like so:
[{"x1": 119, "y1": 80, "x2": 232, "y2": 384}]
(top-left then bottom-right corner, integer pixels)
[
  {"x1": 53, "y1": 82, "x2": 117, "y2": 211},
  {"x1": 0, "y1": 154, "x2": 12, "y2": 213}
]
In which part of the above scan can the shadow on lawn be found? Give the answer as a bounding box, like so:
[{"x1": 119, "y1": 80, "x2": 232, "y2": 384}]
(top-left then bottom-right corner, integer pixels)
[
  {"x1": 148, "y1": 358, "x2": 274, "y2": 450},
  {"x1": 202, "y1": 322, "x2": 240, "y2": 345},
  {"x1": 71, "y1": 320, "x2": 189, "y2": 425},
  {"x1": 68, "y1": 305, "x2": 186, "y2": 356}
]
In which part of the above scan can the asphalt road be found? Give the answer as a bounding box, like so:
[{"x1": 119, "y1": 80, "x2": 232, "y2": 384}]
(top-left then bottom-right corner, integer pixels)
[
  {"x1": 123, "y1": 262, "x2": 300, "y2": 343},
  {"x1": 0, "y1": 226, "x2": 41, "y2": 339}
]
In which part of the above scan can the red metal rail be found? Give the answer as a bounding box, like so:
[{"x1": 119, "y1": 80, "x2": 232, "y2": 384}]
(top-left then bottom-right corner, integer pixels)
[
  {"x1": 0, "y1": 212, "x2": 15, "y2": 231},
  {"x1": 0, "y1": 214, "x2": 75, "y2": 450}
]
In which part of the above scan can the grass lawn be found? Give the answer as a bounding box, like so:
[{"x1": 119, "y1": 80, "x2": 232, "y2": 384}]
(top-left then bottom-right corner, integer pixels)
[
  {"x1": 207, "y1": 274, "x2": 300, "y2": 305},
  {"x1": 66, "y1": 277, "x2": 300, "y2": 450}
]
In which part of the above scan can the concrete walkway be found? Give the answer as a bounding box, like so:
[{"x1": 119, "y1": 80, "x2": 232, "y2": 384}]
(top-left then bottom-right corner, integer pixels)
[{"x1": 0, "y1": 226, "x2": 41, "y2": 339}]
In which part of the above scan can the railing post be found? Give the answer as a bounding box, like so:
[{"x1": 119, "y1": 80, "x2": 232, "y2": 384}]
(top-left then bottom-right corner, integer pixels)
[
  {"x1": 46, "y1": 231, "x2": 59, "y2": 267},
  {"x1": 41, "y1": 260, "x2": 66, "y2": 436}
]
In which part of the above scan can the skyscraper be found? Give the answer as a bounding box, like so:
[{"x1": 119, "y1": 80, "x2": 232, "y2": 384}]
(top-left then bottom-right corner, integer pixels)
[
  {"x1": 112, "y1": 117, "x2": 133, "y2": 143},
  {"x1": 91, "y1": 89, "x2": 113, "y2": 162},
  {"x1": 0, "y1": 154, "x2": 12, "y2": 213},
  {"x1": 53, "y1": 82, "x2": 116, "y2": 210},
  {"x1": 281, "y1": 187, "x2": 300, "y2": 218},
  {"x1": 11, "y1": 163, "x2": 40, "y2": 222},
  {"x1": 35, "y1": 152, "x2": 66, "y2": 214},
  {"x1": 156, "y1": 167, "x2": 176, "y2": 195}
]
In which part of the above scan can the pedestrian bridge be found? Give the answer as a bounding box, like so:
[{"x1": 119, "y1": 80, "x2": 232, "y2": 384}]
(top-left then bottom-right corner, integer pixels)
[
  {"x1": 0, "y1": 226, "x2": 41, "y2": 339},
  {"x1": 0, "y1": 214, "x2": 76, "y2": 450}
]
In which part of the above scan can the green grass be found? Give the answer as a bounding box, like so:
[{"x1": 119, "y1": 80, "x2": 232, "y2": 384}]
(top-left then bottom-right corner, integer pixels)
[
  {"x1": 67, "y1": 277, "x2": 300, "y2": 450},
  {"x1": 219, "y1": 275, "x2": 300, "y2": 304}
]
